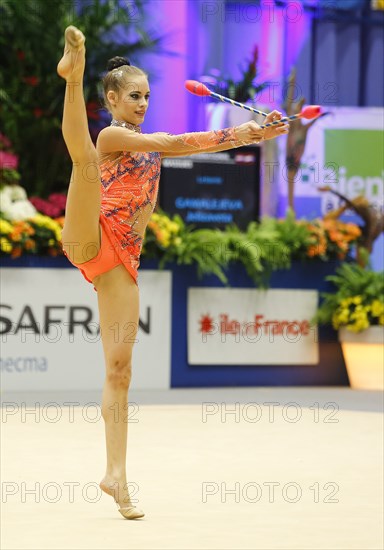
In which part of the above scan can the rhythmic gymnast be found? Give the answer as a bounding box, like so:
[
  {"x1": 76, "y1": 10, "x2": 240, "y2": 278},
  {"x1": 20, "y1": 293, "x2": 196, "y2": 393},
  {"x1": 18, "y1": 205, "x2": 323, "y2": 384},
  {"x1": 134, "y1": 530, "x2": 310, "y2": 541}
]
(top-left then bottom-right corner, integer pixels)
[{"x1": 57, "y1": 25, "x2": 289, "y2": 520}]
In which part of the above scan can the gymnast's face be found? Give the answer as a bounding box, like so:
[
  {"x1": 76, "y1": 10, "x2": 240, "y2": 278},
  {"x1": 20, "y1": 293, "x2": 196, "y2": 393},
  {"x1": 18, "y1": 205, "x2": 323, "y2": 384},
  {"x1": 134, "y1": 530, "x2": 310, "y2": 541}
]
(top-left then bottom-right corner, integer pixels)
[{"x1": 108, "y1": 75, "x2": 150, "y2": 126}]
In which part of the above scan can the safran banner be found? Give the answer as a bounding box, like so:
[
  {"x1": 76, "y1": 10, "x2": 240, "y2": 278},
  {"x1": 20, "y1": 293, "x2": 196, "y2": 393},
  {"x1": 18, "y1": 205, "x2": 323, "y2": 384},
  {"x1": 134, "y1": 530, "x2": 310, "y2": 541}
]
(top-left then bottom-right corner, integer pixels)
[
  {"x1": 0, "y1": 268, "x2": 171, "y2": 391},
  {"x1": 188, "y1": 288, "x2": 319, "y2": 365}
]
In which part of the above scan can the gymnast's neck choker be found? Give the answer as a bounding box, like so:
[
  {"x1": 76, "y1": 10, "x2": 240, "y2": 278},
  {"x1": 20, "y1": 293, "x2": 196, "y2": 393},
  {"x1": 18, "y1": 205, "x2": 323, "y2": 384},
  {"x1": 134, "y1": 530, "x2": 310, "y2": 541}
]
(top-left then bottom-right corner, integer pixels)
[{"x1": 110, "y1": 119, "x2": 142, "y2": 133}]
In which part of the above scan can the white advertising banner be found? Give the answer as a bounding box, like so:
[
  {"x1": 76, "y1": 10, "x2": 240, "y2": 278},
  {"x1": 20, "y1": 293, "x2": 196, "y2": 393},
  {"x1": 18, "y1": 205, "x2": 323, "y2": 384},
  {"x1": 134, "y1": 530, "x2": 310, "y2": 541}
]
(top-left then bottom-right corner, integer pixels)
[
  {"x1": 188, "y1": 288, "x2": 319, "y2": 365},
  {"x1": 277, "y1": 107, "x2": 384, "y2": 216},
  {"x1": 0, "y1": 268, "x2": 171, "y2": 391},
  {"x1": 276, "y1": 106, "x2": 384, "y2": 270}
]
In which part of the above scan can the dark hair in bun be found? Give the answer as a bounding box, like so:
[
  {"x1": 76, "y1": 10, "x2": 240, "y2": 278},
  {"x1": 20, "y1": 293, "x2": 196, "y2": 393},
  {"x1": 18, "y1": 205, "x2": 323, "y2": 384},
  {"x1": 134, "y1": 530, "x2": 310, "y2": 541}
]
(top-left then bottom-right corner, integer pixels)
[{"x1": 106, "y1": 56, "x2": 131, "y2": 72}]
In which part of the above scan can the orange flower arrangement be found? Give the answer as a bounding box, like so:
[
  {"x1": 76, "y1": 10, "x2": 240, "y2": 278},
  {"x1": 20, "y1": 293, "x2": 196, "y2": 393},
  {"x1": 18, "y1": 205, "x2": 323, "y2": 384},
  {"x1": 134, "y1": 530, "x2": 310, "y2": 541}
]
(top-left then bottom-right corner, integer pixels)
[
  {"x1": 54, "y1": 216, "x2": 65, "y2": 228},
  {"x1": 306, "y1": 223, "x2": 327, "y2": 258},
  {"x1": 0, "y1": 216, "x2": 63, "y2": 256},
  {"x1": 2, "y1": 209, "x2": 363, "y2": 284},
  {"x1": 322, "y1": 219, "x2": 362, "y2": 260},
  {"x1": 301, "y1": 219, "x2": 361, "y2": 260}
]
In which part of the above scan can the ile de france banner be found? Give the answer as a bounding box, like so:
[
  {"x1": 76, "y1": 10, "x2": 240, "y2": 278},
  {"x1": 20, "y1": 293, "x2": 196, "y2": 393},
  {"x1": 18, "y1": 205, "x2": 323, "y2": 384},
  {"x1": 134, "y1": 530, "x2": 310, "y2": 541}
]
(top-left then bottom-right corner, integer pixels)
[{"x1": 188, "y1": 287, "x2": 319, "y2": 365}]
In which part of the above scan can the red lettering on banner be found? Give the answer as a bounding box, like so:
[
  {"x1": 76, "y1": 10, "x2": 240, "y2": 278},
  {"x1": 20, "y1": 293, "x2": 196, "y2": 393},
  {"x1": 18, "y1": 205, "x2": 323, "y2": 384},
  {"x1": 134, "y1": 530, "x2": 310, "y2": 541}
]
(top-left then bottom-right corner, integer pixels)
[
  {"x1": 199, "y1": 314, "x2": 215, "y2": 334},
  {"x1": 199, "y1": 314, "x2": 312, "y2": 337},
  {"x1": 301, "y1": 321, "x2": 310, "y2": 335},
  {"x1": 220, "y1": 314, "x2": 241, "y2": 335}
]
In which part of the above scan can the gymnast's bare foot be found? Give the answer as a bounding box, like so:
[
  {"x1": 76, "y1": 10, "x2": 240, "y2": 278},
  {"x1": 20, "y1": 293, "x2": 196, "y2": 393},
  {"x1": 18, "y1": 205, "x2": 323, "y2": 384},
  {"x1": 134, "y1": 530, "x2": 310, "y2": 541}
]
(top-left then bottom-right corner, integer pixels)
[
  {"x1": 57, "y1": 25, "x2": 85, "y2": 80},
  {"x1": 100, "y1": 476, "x2": 145, "y2": 520}
]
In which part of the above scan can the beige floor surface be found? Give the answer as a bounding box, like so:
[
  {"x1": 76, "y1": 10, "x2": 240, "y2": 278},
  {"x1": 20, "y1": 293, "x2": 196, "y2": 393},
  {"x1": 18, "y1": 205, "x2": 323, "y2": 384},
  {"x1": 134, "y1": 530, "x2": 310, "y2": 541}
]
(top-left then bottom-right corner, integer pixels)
[{"x1": 1, "y1": 391, "x2": 383, "y2": 550}]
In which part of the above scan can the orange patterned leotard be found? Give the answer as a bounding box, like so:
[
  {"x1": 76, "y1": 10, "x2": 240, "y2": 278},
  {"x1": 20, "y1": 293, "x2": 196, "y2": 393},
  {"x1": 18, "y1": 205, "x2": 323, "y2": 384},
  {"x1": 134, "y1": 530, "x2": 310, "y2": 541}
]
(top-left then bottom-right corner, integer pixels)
[
  {"x1": 64, "y1": 120, "x2": 252, "y2": 290},
  {"x1": 98, "y1": 134, "x2": 161, "y2": 285}
]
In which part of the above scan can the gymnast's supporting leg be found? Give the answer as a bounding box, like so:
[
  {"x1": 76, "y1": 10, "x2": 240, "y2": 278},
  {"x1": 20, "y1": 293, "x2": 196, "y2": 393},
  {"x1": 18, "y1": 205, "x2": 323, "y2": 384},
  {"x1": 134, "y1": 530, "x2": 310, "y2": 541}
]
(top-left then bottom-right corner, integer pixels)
[
  {"x1": 94, "y1": 266, "x2": 144, "y2": 519},
  {"x1": 57, "y1": 26, "x2": 101, "y2": 265}
]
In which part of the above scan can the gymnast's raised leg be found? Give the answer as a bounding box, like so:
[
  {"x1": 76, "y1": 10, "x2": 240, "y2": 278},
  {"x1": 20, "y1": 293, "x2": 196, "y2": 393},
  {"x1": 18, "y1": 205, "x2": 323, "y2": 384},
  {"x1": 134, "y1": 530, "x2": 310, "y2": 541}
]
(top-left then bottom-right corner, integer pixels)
[{"x1": 57, "y1": 26, "x2": 101, "y2": 264}]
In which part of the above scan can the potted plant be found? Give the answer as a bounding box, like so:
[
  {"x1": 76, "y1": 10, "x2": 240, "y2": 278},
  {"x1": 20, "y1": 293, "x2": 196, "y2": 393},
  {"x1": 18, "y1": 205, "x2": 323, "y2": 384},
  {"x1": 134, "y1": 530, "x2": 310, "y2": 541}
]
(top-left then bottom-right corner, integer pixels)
[
  {"x1": 201, "y1": 45, "x2": 269, "y2": 129},
  {"x1": 315, "y1": 263, "x2": 384, "y2": 389}
]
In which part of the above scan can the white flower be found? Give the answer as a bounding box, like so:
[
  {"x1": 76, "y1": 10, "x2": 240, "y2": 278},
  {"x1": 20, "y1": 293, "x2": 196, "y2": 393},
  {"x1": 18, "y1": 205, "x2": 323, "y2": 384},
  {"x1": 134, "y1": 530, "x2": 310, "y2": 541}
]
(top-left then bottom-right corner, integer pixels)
[
  {"x1": 0, "y1": 186, "x2": 12, "y2": 212},
  {"x1": 10, "y1": 185, "x2": 28, "y2": 201},
  {"x1": 6, "y1": 201, "x2": 37, "y2": 221},
  {"x1": 0, "y1": 185, "x2": 37, "y2": 220}
]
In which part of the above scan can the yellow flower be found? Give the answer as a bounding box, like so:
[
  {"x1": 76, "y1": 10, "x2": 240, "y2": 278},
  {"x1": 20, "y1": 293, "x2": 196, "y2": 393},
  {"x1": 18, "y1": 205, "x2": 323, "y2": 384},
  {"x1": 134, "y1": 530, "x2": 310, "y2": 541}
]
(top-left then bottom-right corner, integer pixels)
[
  {"x1": 350, "y1": 309, "x2": 367, "y2": 321},
  {"x1": 346, "y1": 316, "x2": 369, "y2": 332},
  {"x1": 0, "y1": 237, "x2": 12, "y2": 253},
  {"x1": 0, "y1": 219, "x2": 13, "y2": 235},
  {"x1": 359, "y1": 319, "x2": 370, "y2": 330},
  {"x1": 169, "y1": 221, "x2": 179, "y2": 233},
  {"x1": 337, "y1": 308, "x2": 350, "y2": 324},
  {"x1": 30, "y1": 214, "x2": 47, "y2": 224},
  {"x1": 371, "y1": 299, "x2": 384, "y2": 317},
  {"x1": 352, "y1": 296, "x2": 362, "y2": 305},
  {"x1": 31, "y1": 214, "x2": 62, "y2": 241},
  {"x1": 53, "y1": 227, "x2": 62, "y2": 241},
  {"x1": 332, "y1": 313, "x2": 340, "y2": 330},
  {"x1": 340, "y1": 298, "x2": 353, "y2": 308}
]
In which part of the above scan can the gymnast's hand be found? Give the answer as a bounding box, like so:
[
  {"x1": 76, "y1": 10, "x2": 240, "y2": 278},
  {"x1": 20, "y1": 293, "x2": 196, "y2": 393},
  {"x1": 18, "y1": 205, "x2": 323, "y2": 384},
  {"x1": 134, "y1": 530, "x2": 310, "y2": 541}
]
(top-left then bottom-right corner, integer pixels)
[
  {"x1": 262, "y1": 110, "x2": 290, "y2": 141},
  {"x1": 233, "y1": 111, "x2": 289, "y2": 144}
]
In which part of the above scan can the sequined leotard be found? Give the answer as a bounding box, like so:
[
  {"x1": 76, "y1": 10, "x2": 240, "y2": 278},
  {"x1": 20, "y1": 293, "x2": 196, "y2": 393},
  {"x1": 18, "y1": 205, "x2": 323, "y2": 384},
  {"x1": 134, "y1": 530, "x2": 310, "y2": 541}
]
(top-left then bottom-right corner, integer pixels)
[
  {"x1": 64, "y1": 120, "x2": 253, "y2": 290},
  {"x1": 98, "y1": 122, "x2": 161, "y2": 285}
]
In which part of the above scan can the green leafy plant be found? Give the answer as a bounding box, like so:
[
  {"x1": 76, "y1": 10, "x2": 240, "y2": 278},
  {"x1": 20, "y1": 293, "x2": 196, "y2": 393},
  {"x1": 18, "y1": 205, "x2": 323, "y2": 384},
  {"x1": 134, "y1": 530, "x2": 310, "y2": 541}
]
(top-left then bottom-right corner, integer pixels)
[
  {"x1": 223, "y1": 220, "x2": 289, "y2": 286},
  {"x1": 2, "y1": 206, "x2": 365, "y2": 290},
  {"x1": 315, "y1": 263, "x2": 384, "y2": 333},
  {"x1": 0, "y1": 0, "x2": 166, "y2": 197},
  {"x1": 201, "y1": 45, "x2": 268, "y2": 103},
  {"x1": 145, "y1": 211, "x2": 232, "y2": 283},
  {"x1": 273, "y1": 210, "x2": 313, "y2": 259},
  {"x1": 143, "y1": 210, "x2": 362, "y2": 288}
]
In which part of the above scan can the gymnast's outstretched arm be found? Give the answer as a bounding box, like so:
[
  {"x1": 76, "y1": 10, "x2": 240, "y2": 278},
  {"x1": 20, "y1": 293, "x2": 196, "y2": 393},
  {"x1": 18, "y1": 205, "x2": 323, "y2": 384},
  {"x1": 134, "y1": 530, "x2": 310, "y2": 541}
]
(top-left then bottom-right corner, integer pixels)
[
  {"x1": 159, "y1": 111, "x2": 287, "y2": 158},
  {"x1": 160, "y1": 134, "x2": 257, "y2": 158},
  {"x1": 97, "y1": 114, "x2": 288, "y2": 156}
]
